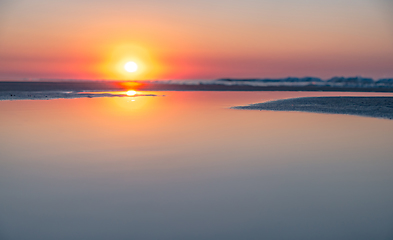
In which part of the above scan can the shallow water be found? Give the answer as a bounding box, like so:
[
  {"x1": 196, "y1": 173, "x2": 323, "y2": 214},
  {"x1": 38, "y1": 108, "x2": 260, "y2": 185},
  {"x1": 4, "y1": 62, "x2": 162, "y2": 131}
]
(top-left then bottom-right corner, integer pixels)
[{"x1": 0, "y1": 91, "x2": 393, "y2": 240}]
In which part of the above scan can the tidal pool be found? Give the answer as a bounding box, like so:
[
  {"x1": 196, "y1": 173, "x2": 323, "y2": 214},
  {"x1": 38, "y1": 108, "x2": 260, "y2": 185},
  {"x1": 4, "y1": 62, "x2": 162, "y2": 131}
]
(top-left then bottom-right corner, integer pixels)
[{"x1": 0, "y1": 91, "x2": 392, "y2": 240}]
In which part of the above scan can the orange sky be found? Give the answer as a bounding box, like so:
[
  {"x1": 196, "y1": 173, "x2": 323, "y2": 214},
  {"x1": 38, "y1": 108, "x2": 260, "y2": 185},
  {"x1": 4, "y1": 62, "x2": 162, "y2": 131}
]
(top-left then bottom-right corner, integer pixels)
[{"x1": 0, "y1": 0, "x2": 392, "y2": 80}]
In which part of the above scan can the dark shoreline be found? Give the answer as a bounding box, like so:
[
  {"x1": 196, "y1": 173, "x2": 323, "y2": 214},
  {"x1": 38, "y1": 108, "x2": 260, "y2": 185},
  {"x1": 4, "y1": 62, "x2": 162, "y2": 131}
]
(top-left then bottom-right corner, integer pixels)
[
  {"x1": 1, "y1": 81, "x2": 393, "y2": 92},
  {"x1": 233, "y1": 97, "x2": 393, "y2": 120},
  {"x1": 0, "y1": 91, "x2": 158, "y2": 100}
]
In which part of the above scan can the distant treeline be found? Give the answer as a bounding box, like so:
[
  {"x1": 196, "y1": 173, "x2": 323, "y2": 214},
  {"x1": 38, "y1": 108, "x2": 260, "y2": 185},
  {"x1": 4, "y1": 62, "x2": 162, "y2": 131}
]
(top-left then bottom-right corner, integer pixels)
[
  {"x1": 217, "y1": 77, "x2": 393, "y2": 84},
  {"x1": 1, "y1": 77, "x2": 393, "y2": 93}
]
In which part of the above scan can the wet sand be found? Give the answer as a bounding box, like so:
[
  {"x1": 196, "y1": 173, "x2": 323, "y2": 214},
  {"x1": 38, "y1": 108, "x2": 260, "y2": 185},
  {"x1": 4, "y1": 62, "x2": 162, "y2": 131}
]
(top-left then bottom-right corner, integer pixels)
[
  {"x1": 233, "y1": 97, "x2": 393, "y2": 120},
  {"x1": 0, "y1": 91, "x2": 157, "y2": 100}
]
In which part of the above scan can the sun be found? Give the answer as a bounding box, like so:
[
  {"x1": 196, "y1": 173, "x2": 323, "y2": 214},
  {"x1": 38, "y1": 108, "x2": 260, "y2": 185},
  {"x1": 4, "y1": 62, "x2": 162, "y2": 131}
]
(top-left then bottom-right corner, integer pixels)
[
  {"x1": 124, "y1": 61, "x2": 138, "y2": 72},
  {"x1": 126, "y1": 90, "x2": 137, "y2": 96}
]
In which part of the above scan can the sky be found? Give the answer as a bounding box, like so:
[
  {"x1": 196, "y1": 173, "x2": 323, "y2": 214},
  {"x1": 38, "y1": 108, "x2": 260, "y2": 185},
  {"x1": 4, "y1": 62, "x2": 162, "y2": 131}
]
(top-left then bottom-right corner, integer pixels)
[{"x1": 0, "y1": 0, "x2": 392, "y2": 80}]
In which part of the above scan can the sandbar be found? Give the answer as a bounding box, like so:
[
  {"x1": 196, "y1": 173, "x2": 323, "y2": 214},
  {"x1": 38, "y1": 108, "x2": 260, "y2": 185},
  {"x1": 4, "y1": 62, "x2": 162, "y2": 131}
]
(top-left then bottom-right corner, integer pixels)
[{"x1": 233, "y1": 97, "x2": 393, "y2": 120}]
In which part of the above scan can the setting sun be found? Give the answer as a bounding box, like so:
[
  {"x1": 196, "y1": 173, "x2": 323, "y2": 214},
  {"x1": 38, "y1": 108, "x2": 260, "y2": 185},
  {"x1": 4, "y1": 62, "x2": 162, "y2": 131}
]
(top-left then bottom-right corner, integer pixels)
[
  {"x1": 124, "y1": 62, "x2": 138, "y2": 73},
  {"x1": 126, "y1": 90, "x2": 137, "y2": 96}
]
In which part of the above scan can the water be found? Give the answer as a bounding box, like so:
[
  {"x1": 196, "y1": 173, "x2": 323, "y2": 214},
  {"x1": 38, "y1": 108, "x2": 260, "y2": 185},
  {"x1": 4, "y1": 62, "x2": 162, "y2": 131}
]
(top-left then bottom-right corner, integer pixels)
[{"x1": 0, "y1": 91, "x2": 392, "y2": 240}]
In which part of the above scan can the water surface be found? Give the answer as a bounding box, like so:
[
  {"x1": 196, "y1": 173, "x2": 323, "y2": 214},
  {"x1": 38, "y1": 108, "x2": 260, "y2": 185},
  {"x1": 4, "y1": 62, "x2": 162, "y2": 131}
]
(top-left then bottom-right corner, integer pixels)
[{"x1": 0, "y1": 91, "x2": 392, "y2": 240}]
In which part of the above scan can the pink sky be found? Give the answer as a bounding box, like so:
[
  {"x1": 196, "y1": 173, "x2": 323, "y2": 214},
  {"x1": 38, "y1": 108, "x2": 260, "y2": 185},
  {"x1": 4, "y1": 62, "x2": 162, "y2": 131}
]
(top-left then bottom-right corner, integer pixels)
[{"x1": 0, "y1": 0, "x2": 392, "y2": 80}]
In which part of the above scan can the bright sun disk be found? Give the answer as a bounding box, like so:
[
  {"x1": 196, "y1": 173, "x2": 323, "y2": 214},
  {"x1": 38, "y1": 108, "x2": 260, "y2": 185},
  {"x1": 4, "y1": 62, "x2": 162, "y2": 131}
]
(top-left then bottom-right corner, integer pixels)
[
  {"x1": 126, "y1": 90, "x2": 137, "y2": 96},
  {"x1": 124, "y1": 61, "x2": 138, "y2": 72}
]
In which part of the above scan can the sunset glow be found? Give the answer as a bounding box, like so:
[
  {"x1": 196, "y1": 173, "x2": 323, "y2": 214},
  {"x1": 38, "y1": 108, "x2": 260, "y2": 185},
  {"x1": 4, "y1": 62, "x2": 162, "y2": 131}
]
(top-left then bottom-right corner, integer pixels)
[
  {"x1": 0, "y1": 0, "x2": 392, "y2": 80},
  {"x1": 124, "y1": 62, "x2": 138, "y2": 73},
  {"x1": 126, "y1": 90, "x2": 137, "y2": 96},
  {"x1": 1, "y1": 1, "x2": 393, "y2": 239}
]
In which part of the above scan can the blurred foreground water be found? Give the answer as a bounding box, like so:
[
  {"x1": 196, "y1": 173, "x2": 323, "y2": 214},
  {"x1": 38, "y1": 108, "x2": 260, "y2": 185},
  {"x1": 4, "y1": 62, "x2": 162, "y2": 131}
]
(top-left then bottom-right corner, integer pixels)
[{"x1": 0, "y1": 91, "x2": 392, "y2": 240}]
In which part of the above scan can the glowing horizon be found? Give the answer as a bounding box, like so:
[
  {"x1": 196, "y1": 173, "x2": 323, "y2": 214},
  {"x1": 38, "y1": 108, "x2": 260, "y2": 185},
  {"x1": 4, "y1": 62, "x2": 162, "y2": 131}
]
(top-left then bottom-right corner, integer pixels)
[{"x1": 0, "y1": 0, "x2": 392, "y2": 81}]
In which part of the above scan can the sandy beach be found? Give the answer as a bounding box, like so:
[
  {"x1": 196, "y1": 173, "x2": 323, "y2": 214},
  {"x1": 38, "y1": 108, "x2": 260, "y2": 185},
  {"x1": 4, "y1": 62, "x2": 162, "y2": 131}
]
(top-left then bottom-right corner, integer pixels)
[{"x1": 234, "y1": 96, "x2": 393, "y2": 120}]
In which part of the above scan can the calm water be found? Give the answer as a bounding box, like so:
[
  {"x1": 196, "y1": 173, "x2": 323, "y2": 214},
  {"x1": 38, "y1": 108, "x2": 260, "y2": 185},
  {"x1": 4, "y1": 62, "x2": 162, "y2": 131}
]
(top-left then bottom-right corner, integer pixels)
[{"x1": 0, "y1": 91, "x2": 393, "y2": 240}]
